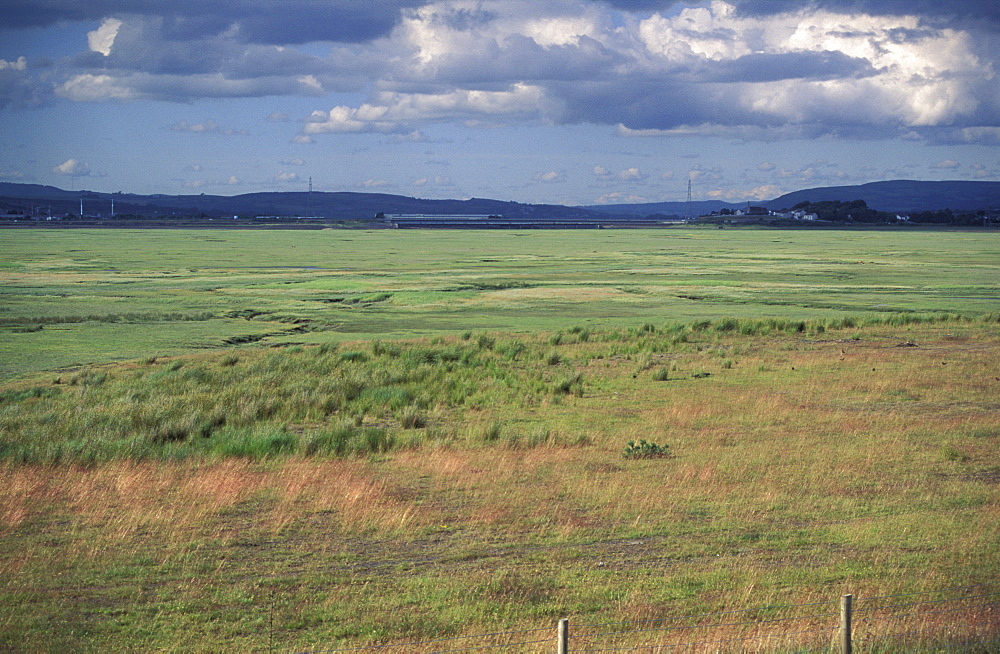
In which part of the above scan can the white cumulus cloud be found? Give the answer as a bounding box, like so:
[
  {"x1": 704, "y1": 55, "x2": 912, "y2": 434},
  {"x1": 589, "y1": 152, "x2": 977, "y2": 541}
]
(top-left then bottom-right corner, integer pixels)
[
  {"x1": 88, "y1": 18, "x2": 122, "y2": 56},
  {"x1": 56, "y1": 74, "x2": 135, "y2": 101},
  {"x1": 534, "y1": 171, "x2": 565, "y2": 183},
  {"x1": 52, "y1": 158, "x2": 91, "y2": 176},
  {"x1": 593, "y1": 166, "x2": 647, "y2": 182},
  {"x1": 0, "y1": 57, "x2": 27, "y2": 71}
]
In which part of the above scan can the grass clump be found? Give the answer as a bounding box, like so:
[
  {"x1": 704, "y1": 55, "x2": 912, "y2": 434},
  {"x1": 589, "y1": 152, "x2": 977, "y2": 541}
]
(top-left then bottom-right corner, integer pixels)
[
  {"x1": 399, "y1": 407, "x2": 427, "y2": 430},
  {"x1": 304, "y1": 423, "x2": 395, "y2": 456},
  {"x1": 552, "y1": 373, "x2": 584, "y2": 396},
  {"x1": 622, "y1": 439, "x2": 671, "y2": 458}
]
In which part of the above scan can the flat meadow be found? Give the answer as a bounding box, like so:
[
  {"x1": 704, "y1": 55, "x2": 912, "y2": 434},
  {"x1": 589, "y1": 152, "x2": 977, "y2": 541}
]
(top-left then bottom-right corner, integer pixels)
[{"x1": 0, "y1": 227, "x2": 998, "y2": 651}]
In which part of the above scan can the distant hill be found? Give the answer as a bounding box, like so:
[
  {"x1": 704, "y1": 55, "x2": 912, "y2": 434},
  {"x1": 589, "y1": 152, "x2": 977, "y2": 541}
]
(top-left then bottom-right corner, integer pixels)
[
  {"x1": 0, "y1": 184, "x2": 612, "y2": 222},
  {"x1": 2, "y1": 179, "x2": 997, "y2": 222},
  {"x1": 586, "y1": 180, "x2": 1000, "y2": 215},
  {"x1": 767, "y1": 180, "x2": 1000, "y2": 212}
]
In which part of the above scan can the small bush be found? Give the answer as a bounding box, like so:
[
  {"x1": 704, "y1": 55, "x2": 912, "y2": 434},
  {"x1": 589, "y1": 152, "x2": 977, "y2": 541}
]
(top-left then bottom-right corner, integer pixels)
[
  {"x1": 623, "y1": 439, "x2": 671, "y2": 459},
  {"x1": 652, "y1": 367, "x2": 670, "y2": 381},
  {"x1": 339, "y1": 350, "x2": 369, "y2": 363},
  {"x1": 220, "y1": 353, "x2": 240, "y2": 367}
]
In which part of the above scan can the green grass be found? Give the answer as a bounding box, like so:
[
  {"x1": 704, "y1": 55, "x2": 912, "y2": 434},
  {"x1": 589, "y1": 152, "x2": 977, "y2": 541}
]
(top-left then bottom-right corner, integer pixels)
[{"x1": 2, "y1": 228, "x2": 998, "y2": 381}]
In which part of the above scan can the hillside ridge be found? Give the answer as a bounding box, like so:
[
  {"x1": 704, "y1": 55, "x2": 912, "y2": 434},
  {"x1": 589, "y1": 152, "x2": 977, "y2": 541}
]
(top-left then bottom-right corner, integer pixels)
[{"x1": 1, "y1": 179, "x2": 997, "y2": 219}]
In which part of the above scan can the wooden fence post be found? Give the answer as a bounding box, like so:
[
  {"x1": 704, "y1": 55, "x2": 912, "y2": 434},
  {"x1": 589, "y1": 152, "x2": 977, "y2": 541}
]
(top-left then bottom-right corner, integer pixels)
[
  {"x1": 840, "y1": 594, "x2": 853, "y2": 654},
  {"x1": 557, "y1": 618, "x2": 569, "y2": 654}
]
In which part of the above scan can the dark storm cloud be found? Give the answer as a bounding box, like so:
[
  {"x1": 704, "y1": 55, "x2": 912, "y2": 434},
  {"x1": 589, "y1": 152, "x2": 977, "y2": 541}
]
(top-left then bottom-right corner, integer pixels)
[
  {"x1": 2, "y1": 1, "x2": 424, "y2": 43},
  {"x1": 693, "y1": 50, "x2": 878, "y2": 83},
  {"x1": 733, "y1": 1, "x2": 1000, "y2": 25}
]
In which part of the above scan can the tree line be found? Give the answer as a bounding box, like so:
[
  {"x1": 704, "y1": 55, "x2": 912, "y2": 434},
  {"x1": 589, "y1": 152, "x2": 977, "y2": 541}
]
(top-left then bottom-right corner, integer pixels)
[{"x1": 791, "y1": 199, "x2": 996, "y2": 225}]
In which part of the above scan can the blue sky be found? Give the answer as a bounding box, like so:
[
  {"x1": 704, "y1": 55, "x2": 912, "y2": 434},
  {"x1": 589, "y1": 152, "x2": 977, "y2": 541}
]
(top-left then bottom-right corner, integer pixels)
[{"x1": 1, "y1": 0, "x2": 997, "y2": 206}]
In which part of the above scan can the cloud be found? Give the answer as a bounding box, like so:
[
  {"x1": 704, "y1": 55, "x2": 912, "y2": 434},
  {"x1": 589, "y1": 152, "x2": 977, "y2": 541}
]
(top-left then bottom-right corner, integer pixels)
[
  {"x1": 359, "y1": 179, "x2": 391, "y2": 188},
  {"x1": 295, "y1": 0, "x2": 992, "y2": 142},
  {"x1": 924, "y1": 126, "x2": 1000, "y2": 146},
  {"x1": 0, "y1": 57, "x2": 28, "y2": 71},
  {"x1": 274, "y1": 171, "x2": 300, "y2": 183},
  {"x1": 3, "y1": 1, "x2": 424, "y2": 43},
  {"x1": 6, "y1": 0, "x2": 999, "y2": 145},
  {"x1": 386, "y1": 130, "x2": 428, "y2": 143},
  {"x1": 733, "y1": 1, "x2": 1000, "y2": 24},
  {"x1": 594, "y1": 166, "x2": 647, "y2": 182},
  {"x1": 0, "y1": 169, "x2": 27, "y2": 181},
  {"x1": 170, "y1": 120, "x2": 248, "y2": 135},
  {"x1": 184, "y1": 175, "x2": 242, "y2": 188},
  {"x1": 302, "y1": 83, "x2": 548, "y2": 136},
  {"x1": 88, "y1": 17, "x2": 122, "y2": 56},
  {"x1": 412, "y1": 175, "x2": 454, "y2": 187},
  {"x1": 534, "y1": 171, "x2": 566, "y2": 183},
  {"x1": 52, "y1": 158, "x2": 91, "y2": 176},
  {"x1": 706, "y1": 184, "x2": 782, "y2": 201},
  {"x1": 56, "y1": 74, "x2": 136, "y2": 101},
  {"x1": 595, "y1": 192, "x2": 649, "y2": 204},
  {"x1": 931, "y1": 159, "x2": 961, "y2": 170},
  {"x1": 0, "y1": 57, "x2": 41, "y2": 107}
]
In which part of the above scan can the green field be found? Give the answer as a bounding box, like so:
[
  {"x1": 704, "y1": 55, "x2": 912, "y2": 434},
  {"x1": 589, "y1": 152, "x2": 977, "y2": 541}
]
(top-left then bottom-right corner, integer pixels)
[
  {"x1": 2, "y1": 228, "x2": 998, "y2": 382},
  {"x1": 1, "y1": 228, "x2": 998, "y2": 651}
]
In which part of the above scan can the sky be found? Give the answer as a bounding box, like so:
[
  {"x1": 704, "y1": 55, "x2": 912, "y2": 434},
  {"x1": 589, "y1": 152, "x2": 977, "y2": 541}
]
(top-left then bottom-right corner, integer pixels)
[{"x1": 1, "y1": 0, "x2": 998, "y2": 206}]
